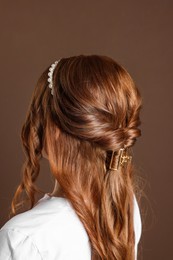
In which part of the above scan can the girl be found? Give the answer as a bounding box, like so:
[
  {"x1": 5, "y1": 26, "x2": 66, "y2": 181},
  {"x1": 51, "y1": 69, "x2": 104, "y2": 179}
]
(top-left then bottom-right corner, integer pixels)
[{"x1": 0, "y1": 54, "x2": 142, "y2": 259}]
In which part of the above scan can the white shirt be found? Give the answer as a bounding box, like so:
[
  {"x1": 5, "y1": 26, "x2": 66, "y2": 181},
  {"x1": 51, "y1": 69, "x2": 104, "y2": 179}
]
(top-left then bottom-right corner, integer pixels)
[{"x1": 0, "y1": 193, "x2": 142, "y2": 259}]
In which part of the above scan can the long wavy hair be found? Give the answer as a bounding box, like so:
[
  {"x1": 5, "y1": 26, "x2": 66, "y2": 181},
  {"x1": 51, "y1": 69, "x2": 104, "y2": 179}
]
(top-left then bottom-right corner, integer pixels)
[{"x1": 10, "y1": 54, "x2": 143, "y2": 259}]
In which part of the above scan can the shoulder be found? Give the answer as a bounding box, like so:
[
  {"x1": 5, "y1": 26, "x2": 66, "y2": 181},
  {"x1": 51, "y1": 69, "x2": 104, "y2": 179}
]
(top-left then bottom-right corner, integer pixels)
[
  {"x1": 1, "y1": 195, "x2": 89, "y2": 241},
  {"x1": 0, "y1": 195, "x2": 91, "y2": 259},
  {"x1": 133, "y1": 193, "x2": 142, "y2": 245},
  {"x1": 0, "y1": 196, "x2": 67, "y2": 234},
  {"x1": 0, "y1": 228, "x2": 42, "y2": 260}
]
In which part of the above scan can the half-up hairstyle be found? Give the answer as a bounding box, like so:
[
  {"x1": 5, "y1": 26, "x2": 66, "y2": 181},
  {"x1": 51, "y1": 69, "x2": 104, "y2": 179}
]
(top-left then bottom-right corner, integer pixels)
[{"x1": 10, "y1": 54, "x2": 143, "y2": 259}]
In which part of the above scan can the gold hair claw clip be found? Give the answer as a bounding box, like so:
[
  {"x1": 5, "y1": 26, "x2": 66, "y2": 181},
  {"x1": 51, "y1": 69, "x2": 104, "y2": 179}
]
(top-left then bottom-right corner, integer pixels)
[{"x1": 109, "y1": 147, "x2": 132, "y2": 171}]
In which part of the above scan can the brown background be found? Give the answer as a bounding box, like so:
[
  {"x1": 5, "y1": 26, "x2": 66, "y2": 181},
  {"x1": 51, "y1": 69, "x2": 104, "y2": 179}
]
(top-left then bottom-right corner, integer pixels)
[{"x1": 0, "y1": 1, "x2": 172, "y2": 259}]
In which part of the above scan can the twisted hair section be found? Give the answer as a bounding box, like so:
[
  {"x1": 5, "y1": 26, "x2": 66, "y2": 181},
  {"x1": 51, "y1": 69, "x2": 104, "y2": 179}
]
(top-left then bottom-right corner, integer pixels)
[{"x1": 10, "y1": 55, "x2": 143, "y2": 259}]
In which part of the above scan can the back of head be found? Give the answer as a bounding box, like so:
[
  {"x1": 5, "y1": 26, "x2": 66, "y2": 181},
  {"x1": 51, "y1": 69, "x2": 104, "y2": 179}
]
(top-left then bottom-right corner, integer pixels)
[{"x1": 11, "y1": 54, "x2": 143, "y2": 259}]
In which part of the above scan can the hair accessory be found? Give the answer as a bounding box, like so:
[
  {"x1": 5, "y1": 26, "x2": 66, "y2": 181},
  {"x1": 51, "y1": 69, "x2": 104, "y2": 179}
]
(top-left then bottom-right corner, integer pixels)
[
  {"x1": 109, "y1": 147, "x2": 132, "y2": 171},
  {"x1": 48, "y1": 59, "x2": 61, "y2": 95}
]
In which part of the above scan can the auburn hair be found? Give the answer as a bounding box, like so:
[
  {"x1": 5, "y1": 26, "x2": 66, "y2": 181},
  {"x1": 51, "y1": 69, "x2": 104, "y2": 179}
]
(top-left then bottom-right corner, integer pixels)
[{"x1": 10, "y1": 54, "x2": 143, "y2": 259}]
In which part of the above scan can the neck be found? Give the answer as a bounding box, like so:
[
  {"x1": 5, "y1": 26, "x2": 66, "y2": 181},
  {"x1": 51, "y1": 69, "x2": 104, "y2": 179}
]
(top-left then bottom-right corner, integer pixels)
[{"x1": 48, "y1": 179, "x2": 65, "y2": 198}]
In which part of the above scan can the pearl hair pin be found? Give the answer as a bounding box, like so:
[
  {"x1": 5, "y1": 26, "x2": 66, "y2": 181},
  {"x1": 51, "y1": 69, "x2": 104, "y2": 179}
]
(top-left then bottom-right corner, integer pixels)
[{"x1": 47, "y1": 59, "x2": 61, "y2": 95}]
